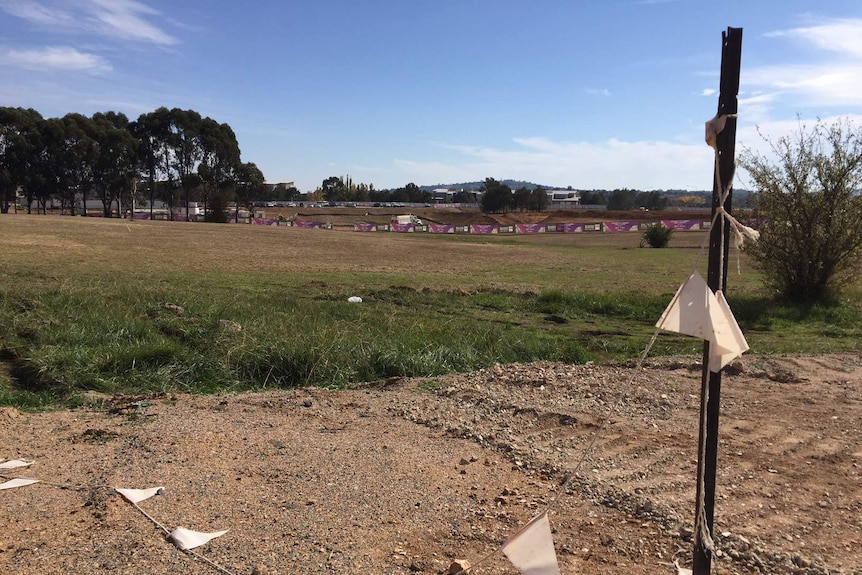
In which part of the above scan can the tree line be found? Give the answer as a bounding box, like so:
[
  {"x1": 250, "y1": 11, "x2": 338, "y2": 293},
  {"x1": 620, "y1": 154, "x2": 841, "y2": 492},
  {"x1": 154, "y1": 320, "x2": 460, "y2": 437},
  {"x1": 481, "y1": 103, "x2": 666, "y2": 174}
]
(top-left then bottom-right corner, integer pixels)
[
  {"x1": 479, "y1": 178, "x2": 550, "y2": 213},
  {"x1": 308, "y1": 176, "x2": 474, "y2": 205},
  {"x1": 0, "y1": 106, "x2": 266, "y2": 220}
]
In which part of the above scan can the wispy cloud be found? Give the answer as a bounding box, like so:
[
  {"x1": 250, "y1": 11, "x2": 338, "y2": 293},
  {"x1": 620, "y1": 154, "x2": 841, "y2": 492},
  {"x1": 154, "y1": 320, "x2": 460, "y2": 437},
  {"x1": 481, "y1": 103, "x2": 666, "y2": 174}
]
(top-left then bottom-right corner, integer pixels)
[
  {"x1": 0, "y1": 0, "x2": 178, "y2": 45},
  {"x1": 700, "y1": 88, "x2": 716, "y2": 97},
  {"x1": 744, "y1": 63, "x2": 862, "y2": 106},
  {"x1": 585, "y1": 88, "x2": 612, "y2": 97},
  {"x1": 86, "y1": 0, "x2": 178, "y2": 45},
  {"x1": 0, "y1": 0, "x2": 73, "y2": 25},
  {"x1": 388, "y1": 137, "x2": 714, "y2": 190},
  {"x1": 0, "y1": 46, "x2": 111, "y2": 72},
  {"x1": 766, "y1": 18, "x2": 862, "y2": 59},
  {"x1": 746, "y1": 18, "x2": 862, "y2": 110}
]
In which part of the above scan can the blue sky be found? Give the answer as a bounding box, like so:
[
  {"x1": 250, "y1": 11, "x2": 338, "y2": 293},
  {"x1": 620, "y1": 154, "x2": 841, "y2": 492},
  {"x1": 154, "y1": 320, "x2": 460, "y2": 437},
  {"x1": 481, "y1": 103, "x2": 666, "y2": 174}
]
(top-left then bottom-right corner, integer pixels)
[{"x1": 2, "y1": 1, "x2": 862, "y2": 192}]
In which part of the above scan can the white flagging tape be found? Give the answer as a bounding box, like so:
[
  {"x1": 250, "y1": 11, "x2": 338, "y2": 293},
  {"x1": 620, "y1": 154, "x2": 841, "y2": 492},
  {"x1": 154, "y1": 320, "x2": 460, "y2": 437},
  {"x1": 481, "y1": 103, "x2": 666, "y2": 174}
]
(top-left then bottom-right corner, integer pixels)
[{"x1": 0, "y1": 471, "x2": 236, "y2": 575}]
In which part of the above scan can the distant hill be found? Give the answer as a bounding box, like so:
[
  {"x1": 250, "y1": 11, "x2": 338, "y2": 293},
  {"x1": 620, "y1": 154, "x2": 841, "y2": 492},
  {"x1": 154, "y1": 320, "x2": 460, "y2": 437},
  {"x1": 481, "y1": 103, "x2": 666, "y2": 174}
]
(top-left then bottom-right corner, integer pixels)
[
  {"x1": 420, "y1": 181, "x2": 749, "y2": 198},
  {"x1": 421, "y1": 180, "x2": 571, "y2": 192}
]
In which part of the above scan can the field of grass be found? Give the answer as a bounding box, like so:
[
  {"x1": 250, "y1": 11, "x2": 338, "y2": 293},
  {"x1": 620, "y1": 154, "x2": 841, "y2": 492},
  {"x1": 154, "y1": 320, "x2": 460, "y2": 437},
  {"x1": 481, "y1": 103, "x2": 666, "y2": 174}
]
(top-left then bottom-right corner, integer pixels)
[{"x1": 1, "y1": 215, "x2": 860, "y2": 408}]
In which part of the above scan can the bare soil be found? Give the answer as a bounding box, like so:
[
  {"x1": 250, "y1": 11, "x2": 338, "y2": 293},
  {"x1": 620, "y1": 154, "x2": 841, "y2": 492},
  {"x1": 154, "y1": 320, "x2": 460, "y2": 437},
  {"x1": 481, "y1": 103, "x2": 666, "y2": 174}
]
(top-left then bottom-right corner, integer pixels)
[{"x1": 2, "y1": 354, "x2": 860, "y2": 575}]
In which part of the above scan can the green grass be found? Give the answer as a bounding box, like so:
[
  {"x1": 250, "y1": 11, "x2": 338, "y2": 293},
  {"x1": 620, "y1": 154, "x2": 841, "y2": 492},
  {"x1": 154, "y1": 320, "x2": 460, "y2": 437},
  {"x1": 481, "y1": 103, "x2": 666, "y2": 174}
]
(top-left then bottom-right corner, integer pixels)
[{"x1": 1, "y1": 216, "x2": 859, "y2": 409}]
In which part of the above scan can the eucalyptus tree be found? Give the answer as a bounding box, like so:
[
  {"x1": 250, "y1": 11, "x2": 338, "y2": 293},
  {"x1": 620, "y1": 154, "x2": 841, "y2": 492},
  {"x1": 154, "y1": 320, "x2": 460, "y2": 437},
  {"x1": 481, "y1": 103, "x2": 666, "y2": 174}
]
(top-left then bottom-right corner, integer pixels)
[
  {"x1": 513, "y1": 186, "x2": 531, "y2": 211},
  {"x1": 167, "y1": 108, "x2": 204, "y2": 220},
  {"x1": 91, "y1": 112, "x2": 138, "y2": 217},
  {"x1": 479, "y1": 177, "x2": 512, "y2": 213},
  {"x1": 234, "y1": 161, "x2": 265, "y2": 221},
  {"x1": 0, "y1": 107, "x2": 43, "y2": 213},
  {"x1": 29, "y1": 117, "x2": 74, "y2": 214},
  {"x1": 132, "y1": 108, "x2": 172, "y2": 218},
  {"x1": 61, "y1": 113, "x2": 97, "y2": 215},
  {"x1": 198, "y1": 118, "x2": 240, "y2": 221}
]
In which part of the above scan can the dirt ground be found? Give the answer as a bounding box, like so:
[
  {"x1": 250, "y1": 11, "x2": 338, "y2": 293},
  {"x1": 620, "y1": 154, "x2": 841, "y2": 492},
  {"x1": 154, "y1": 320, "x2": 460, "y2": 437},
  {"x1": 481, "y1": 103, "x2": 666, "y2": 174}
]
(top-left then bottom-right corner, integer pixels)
[{"x1": 1, "y1": 353, "x2": 859, "y2": 575}]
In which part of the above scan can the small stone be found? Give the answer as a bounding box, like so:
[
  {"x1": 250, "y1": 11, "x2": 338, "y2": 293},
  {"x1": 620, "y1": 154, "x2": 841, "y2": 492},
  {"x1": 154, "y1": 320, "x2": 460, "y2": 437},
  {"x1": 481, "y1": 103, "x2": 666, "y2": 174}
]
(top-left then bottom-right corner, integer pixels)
[
  {"x1": 447, "y1": 559, "x2": 470, "y2": 574},
  {"x1": 726, "y1": 360, "x2": 746, "y2": 374},
  {"x1": 792, "y1": 554, "x2": 812, "y2": 568},
  {"x1": 303, "y1": 399, "x2": 313, "y2": 408},
  {"x1": 162, "y1": 302, "x2": 184, "y2": 314},
  {"x1": 251, "y1": 565, "x2": 270, "y2": 575},
  {"x1": 218, "y1": 319, "x2": 242, "y2": 332}
]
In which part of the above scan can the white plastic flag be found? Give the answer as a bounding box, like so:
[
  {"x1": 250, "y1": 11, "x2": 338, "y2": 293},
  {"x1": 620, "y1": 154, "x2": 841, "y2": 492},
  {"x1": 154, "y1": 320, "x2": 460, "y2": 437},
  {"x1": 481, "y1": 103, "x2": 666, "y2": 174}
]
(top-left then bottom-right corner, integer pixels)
[
  {"x1": 500, "y1": 511, "x2": 561, "y2": 575},
  {"x1": 0, "y1": 478, "x2": 39, "y2": 490},
  {"x1": 656, "y1": 271, "x2": 748, "y2": 372},
  {"x1": 0, "y1": 459, "x2": 33, "y2": 469},
  {"x1": 168, "y1": 526, "x2": 230, "y2": 550},
  {"x1": 711, "y1": 290, "x2": 749, "y2": 372},
  {"x1": 115, "y1": 486, "x2": 165, "y2": 504}
]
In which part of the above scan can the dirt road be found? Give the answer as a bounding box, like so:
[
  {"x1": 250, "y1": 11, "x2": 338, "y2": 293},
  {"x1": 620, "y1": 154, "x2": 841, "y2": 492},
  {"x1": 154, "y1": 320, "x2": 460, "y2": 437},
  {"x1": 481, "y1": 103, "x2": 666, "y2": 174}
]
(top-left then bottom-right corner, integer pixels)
[{"x1": 1, "y1": 354, "x2": 860, "y2": 575}]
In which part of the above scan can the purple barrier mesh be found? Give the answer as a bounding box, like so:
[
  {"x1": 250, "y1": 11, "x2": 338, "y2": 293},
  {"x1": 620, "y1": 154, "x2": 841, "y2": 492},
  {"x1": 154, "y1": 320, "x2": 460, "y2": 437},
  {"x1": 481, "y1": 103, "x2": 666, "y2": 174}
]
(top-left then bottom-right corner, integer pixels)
[
  {"x1": 292, "y1": 220, "x2": 320, "y2": 229},
  {"x1": 515, "y1": 223, "x2": 545, "y2": 234},
  {"x1": 133, "y1": 213, "x2": 150, "y2": 220},
  {"x1": 390, "y1": 223, "x2": 414, "y2": 233},
  {"x1": 470, "y1": 224, "x2": 498, "y2": 234},
  {"x1": 603, "y1": 221, "x2": 640, "y2": 232},
  {"x1": 354, "y1": 223, "x2": 377, "y2": 232},
  {"x1": 557, "y1": 222, "x2": 585, "y2": 233},
  {"x1": 661, "y1": 219, "x2": 702, "y2": 230},
  {"x1": 428, "y1": 223, "x2": 454, "y2": 234}
]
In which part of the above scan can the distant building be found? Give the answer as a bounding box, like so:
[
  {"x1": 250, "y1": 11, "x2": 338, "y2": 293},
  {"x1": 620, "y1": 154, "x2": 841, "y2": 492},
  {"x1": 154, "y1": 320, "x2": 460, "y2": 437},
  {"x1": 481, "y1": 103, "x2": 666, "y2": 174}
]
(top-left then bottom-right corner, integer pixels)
[
  {"x1": 548, "y1": 189, "x2": 581, "y2": 206},
  {"x1": 432, "y1": 188, "x2": 455, "y2": 202}
]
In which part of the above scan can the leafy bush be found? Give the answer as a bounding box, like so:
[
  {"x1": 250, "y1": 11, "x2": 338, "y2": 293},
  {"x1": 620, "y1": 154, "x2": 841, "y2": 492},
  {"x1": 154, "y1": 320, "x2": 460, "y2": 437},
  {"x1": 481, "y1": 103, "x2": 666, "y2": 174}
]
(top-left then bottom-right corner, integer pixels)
[
  {"x1": 642, "y1": 224, "x2": 673, "y2": 248},
  {"x1": 739, "y1": 119, "x2": 862, "y2": 303}
]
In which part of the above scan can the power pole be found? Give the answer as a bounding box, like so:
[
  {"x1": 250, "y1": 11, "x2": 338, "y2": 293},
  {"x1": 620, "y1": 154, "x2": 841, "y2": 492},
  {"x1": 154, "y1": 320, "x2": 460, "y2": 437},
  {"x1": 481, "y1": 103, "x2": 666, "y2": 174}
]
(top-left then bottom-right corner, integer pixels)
[{"x1": 693, "y1": 26, "x2": 742, "y2": 575}]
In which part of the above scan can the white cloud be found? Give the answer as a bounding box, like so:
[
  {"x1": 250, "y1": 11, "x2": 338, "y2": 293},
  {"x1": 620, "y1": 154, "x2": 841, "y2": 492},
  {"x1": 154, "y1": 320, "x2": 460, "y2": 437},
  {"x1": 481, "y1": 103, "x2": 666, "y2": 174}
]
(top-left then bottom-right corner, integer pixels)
[
  {"x1": 0, "y1": 0, "x2": 72, "y2": 25},
  {"x1": 743, "y1": 63, "x2": 862, "y2": 107},
  {"x1": 746, "y1": 18, "x2": 862, "y2": 111},
  {"x1": 0, "y1": 46, "x2": 111, "y2": 72},
  {"x1": 86, "y1": 0, "x2": 178, "y2": 45},
  {"x1": 0, "y1": 0, "x2": 178, "y2": 45},
  {"x1": 766, "y1": 18, "x2": 862, "y2": 59},
  {"x1": 700, "y1": 88, "x2": 716, "y2": 97},
  {"x1": 585, "y1": 88, "x2": 611, "y2": 97},
  {"x1": 388, "y1": 137, "x2": 715, "y2": 190}
]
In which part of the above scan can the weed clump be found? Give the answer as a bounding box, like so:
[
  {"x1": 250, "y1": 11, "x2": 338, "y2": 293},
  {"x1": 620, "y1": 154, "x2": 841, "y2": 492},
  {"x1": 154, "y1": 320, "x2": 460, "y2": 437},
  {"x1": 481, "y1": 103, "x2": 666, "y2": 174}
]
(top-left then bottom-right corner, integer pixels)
[{"x1": 642, "y1": 224, "x2": 674, "y2": 248}]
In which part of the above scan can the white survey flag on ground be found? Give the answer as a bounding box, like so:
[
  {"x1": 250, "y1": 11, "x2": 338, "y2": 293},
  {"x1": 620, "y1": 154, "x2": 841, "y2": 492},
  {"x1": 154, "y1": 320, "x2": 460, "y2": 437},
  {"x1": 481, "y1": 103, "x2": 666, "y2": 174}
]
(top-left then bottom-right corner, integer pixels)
[
  {"x1": 0, "y1": 478, "x2": 39, "y2": 490},
  {"x1": 500, "y1": 511, "x2": 561, "y2": 575},
  {"x1": 169, "y1": 526, "x2": 230, "y2": 550},
  {"x1": 115, "y1": 486, "x2": 165, "y2": 504},
  {"x1": 656, "y1": 271, "x2": 748, "y2": 372},
  {"x1": 0, "y1": 459, "x2": 33, "y2": 469}
]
